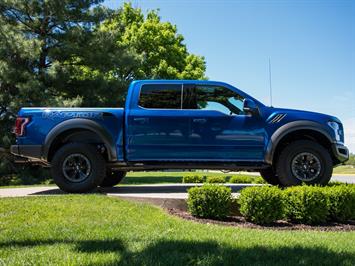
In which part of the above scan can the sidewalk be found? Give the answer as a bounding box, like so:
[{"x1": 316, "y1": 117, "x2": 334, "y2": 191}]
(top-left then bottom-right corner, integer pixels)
[{"x1": 0, "y1": 183, "x2": 260, "y2": 198}]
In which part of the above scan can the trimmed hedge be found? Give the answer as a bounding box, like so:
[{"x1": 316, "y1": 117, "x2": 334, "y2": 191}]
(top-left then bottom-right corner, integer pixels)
[
  {"x1": 185, "y1": 180, "x2": 355, "y2": 225},
  {"x1": 239, "y1": 186, "x2": 284, "y2": 224},
  {"x1": 325, "y1": 184, "x2": 355, "y2": 222},
  {"x1": 229, "y1": 175, "x2": 254, "y2": 184},
  {"x1": 327, "y1": 181, "x2": 346, "y2": 187},
  {"x1": 228, "y1": 175, "x2": 266, "y2": 184},
  {"x1": 181, "y1": 174, "x2": 266, "y2": 184},
  {"x1": 182, "y1": 175, "x2": 206, "y2": 183},
  {"x1": 284, "y1": 186, "x2": 328, "y2": 225},
  {"x1": 206, "y1": 176, "x2": 226, "y2": 183},
  {"x1": 187, "y1": 184, "x2": 232, "y2": 219},
  {"x1": 254, "y1": 177, "x2": 267, "y2": 184}
]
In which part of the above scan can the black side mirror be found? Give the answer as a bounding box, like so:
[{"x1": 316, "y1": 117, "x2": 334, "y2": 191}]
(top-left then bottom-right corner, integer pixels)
[{"x1": 243, "y1": 98, "x2": 259, "y2": 115}]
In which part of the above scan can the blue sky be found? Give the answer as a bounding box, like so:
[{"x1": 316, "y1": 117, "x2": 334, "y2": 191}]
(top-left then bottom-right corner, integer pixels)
[{"x1": 104, "y1": 0, "x2": 355, "y2": 152}]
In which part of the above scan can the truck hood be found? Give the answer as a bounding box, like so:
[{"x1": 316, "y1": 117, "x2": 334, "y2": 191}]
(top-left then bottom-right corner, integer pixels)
[{"x1": 266, "y1": 107, "x2": 341, "y2": 124}]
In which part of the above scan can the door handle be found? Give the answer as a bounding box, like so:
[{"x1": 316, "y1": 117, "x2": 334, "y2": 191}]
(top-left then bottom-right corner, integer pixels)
[{"x1": 192, "y1": 118, "x2": 207, "y2": 124}]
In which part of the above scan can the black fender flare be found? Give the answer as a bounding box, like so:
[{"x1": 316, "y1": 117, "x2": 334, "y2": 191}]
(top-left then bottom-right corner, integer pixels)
[
  {"x1": 265, "y1": 120, "x2": 333, "y2": 164},
  {"x1": 43, "y1": 118, "x2": 117, "y2": 162}
]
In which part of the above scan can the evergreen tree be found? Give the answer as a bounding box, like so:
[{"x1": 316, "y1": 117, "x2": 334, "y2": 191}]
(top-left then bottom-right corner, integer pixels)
[{"x1": 0, "y1": 1, "x2": 206, "y2": 181}]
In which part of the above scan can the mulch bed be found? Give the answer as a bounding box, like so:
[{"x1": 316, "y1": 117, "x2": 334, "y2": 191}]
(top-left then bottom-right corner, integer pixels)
[{"x1": 167, "y1": 208, "x2": 355, "y2": 231}]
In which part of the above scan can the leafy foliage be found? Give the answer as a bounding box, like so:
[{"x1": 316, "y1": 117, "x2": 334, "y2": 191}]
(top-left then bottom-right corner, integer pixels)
[
  {"x1": 229, "y1": 175, "x2": 254, "y2": 183},
  {"x1": 206, "y1": 176, "x2": 226, "y2": 183},
  {"x1": 0, "y1": 1, "x2": 206, "y2": 178},
  {"x1": 284, "y1": 186, "x2": 329, "y2": 225},
  {"x1": 101, "y1": 3, "x2": 206, "y2": 81},
  {"x1": 187, "y1": 184, "x2": 232, "y2": 219},
  {"x1": 239, "y1": 186, "x2": 284, "y2": 224},
  {"x1": 228, "y1": 175, "x2": 266, "y2": 184},
  {"x1": 182, "y1": 175, "x2": 206, "y2": 183},
  {"x1": 325, "y1": 184, "x2": 355, "y2": 222},
  {"x1": 254, "y1": 177, "x2": 267, "y2": 184}
]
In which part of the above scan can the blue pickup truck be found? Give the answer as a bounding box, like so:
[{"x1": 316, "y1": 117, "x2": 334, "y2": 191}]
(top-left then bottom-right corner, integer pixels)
[{"x1": 11, "y1": 80, "x2": 349, "y2": 192}]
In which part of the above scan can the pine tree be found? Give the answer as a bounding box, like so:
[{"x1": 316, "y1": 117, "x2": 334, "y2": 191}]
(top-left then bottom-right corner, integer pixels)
[{"x1": 0, "y1": 1, "x2": 206, "y2": 181}]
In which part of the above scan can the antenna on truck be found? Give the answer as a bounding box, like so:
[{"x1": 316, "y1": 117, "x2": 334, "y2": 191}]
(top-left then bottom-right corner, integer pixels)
[{"x1": 268, "y1": 57, "x2": 273, "y2": 107}]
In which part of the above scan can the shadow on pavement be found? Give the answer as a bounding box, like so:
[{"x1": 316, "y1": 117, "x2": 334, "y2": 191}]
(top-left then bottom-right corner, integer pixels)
[{"x1": 29, "y1": 184, "x2": 251, "y2": 195}]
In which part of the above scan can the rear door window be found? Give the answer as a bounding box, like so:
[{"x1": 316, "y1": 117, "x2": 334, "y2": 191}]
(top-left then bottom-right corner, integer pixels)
[{"x1": 139, "y1": 84, "x2": 182, "y2": 109}]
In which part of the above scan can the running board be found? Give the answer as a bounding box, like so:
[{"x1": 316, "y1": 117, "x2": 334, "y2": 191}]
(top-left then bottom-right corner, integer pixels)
[{"x1": 107, "y1": 161, "x2": 269, "y2": 172}]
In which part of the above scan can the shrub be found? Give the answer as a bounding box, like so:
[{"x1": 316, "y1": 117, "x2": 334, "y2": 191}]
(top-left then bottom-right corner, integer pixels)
[
  {"x1": 0, "y1": 166, "x2": 52, "y2": 186},
  {"x1": 284, "y1": 186, "x2": 328, "y2": 225},
  {"x1": 325, "y1": 184, "x2": 355, "y2": 222},
  {"x1": 254, "y1": 177, "x2": 267, "y2": 184},
  {"x1": 229, "y1": 175, "x2": 267, "y2": 184},
  {"x1": 327, "y1": 181, "x2": 346, "y2": 187},
  {"x1": 206, "y1": 176, "x2": 226, "y2": 183},
  {"x1": 187, "y1": 184, "x2": 232, "y2": 219},
  {"x1": 182, "y1": 175, "x2": 205, "y2": 183},
  {"x1": 229, "y1": 175, "x2": 254, "y2": 184},
  {"x1": 239, "y1": 186, "x2": 284, "y2": 224}
]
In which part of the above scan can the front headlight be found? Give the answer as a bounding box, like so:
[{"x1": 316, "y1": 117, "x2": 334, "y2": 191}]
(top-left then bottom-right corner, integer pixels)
[{"x1": 327, "y1": 121, "x2": 342, "y2": 142}]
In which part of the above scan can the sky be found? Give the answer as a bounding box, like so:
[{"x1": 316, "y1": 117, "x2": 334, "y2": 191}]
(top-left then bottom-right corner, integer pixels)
[{"x1": 104, "y1": 0, "x2": 355, "y2": 152}]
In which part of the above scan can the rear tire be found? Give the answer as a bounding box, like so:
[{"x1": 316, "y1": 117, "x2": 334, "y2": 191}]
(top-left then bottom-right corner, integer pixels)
[
  {"x1": 259, "y1": 167, "x2": 280, "y2": 185},
  {"x1": 51, "y1": 143, "x2": 106, "y2": 193},
  {"x1": 276, "y1": 140, "x2": 332, "y2": 186},
  {"x1": 100, "y1": 170, "x2": 126, "y2": 187}
]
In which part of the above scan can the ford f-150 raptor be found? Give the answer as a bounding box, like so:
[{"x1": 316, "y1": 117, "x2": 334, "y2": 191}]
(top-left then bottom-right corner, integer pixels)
[{"x1": 11, "y1": 80, "x2": 349, "y2": 192}]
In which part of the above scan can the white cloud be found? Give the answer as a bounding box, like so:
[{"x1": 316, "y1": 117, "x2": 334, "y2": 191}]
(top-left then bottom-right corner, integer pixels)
[{"x1": 343, "y1": 117, "x2": 355, "y2": 154}]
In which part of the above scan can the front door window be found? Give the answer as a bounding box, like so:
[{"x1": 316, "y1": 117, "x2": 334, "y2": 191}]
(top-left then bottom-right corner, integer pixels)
[{"x1": 183, "y1": 85, "x2": 245, "y2": 115}]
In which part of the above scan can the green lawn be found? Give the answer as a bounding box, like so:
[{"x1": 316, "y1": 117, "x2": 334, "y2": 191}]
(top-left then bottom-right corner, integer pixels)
[
  {"x1": 122, "y1": 171, "x2": 253, "y2": 185},
  {"x1": 0, "y1": 195, "x2": 354, "y2": 265},
  {"x1": 334, "y1": 165, "x2": 355, "y2": 175},
  {"x1": 0, "y1": 171, "x2": 260, "y2": 188}
]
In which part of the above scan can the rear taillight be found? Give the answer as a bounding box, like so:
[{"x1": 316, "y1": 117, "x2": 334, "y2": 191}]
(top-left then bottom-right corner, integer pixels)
[{"x1": 13, "y1": 117, "x2": 30, "y2": 136}]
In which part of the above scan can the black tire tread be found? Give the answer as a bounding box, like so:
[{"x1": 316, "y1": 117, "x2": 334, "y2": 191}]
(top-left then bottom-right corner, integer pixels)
[
  {"x1": 100, "y1": 170, "x2": 126, "y2": 187},
  {"x1": 276, "y1": 140, "x2": 332, "y2": 186},
  {"x1": 259, "y1": 167, "x2": 280, "y2": 185},
  {"x1": 51, "y1": 143, "x2": 106, "y2": 193}
]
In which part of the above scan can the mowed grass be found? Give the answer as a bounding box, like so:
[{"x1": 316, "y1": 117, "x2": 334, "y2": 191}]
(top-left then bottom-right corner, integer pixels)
[
  {"x1": 334, "y1": 165, "x2": 355, "y2": 175},
  {"x1": 0, "y1": 171, "x2": 260, "y2": 188},
  {"x1": 1, "y1": 196, "x2": 355, "y2": 265},
  {"x1": 122, "y1": 171, "x2": 259, "y2": 185}
]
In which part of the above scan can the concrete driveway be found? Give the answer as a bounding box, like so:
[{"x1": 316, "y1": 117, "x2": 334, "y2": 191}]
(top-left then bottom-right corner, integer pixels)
[
  {"x1": 331, "y1": 175, "x2": 355, "y2": 184},
  {"x1": 0, "y1": 184, "x2": 260, "y2": 211},
  {"x1": 0, "y1": 174, "x2": 353, "y2": 199},
  {"x1": 0, "y1": 183, "x2": 260, "y2": 198}
]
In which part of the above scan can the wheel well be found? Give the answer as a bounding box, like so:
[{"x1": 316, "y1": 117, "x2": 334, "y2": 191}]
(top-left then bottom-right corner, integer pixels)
[
  {"x1": 47, "y1": 129, "x2": 108, "y2": 162},
  {"x1": 272, "y1": 129, "x2": 333, "y2": 165}
]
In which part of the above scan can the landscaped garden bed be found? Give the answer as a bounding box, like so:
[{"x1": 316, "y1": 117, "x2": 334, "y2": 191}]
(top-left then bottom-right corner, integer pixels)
[
  {"x1": 181, "y1": 183, "x2": 355, "y2": 231},
  {"x1": 168, "y1": 209, "x2": 355, "y2": 232}
]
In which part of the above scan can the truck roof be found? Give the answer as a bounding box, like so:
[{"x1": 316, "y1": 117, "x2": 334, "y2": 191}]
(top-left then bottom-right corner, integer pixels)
[{"x1": 131, "y1": 79, "x2": 234, "y2": 87}]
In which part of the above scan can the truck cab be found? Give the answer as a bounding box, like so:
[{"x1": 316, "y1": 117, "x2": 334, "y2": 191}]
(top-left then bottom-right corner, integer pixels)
[{"x1": 11, "y1": 80, "x2": 349, "y2": 192}]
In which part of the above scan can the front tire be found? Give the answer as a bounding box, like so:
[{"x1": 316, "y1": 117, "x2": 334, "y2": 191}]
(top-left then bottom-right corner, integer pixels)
[
  {"x1": 100, "y1": 170, "x2": 126, "y2": 187},
  {"x1": 276, "y1": 140, "x2": 332, "y2": 186},
  {"x1": 260, "y1": 167, "x2": 280, "y2": 185},
  {"x1": 51, "y1": 143, "x2": 106, "y2": 193}
]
